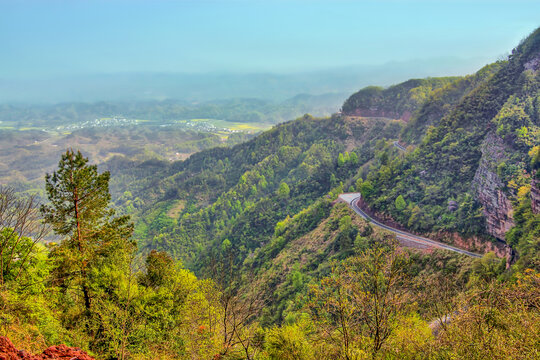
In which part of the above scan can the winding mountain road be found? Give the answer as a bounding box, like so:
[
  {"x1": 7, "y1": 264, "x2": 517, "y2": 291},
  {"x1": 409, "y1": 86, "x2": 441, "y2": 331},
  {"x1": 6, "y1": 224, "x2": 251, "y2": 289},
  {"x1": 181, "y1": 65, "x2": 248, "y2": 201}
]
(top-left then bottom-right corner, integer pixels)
[{"x1": 339, "y1": 193, "x2": 482, "y2": 258}]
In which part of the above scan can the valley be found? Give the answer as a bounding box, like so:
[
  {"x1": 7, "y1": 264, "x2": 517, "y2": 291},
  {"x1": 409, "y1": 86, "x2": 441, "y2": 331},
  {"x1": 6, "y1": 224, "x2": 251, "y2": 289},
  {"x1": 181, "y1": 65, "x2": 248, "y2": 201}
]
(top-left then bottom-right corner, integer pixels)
[
  {"x1": 0, "y1": 124, "x2": 255, "y2": 196},
  {"x1": 0, "y1": 94, "x2": 344, "y2": 197}
]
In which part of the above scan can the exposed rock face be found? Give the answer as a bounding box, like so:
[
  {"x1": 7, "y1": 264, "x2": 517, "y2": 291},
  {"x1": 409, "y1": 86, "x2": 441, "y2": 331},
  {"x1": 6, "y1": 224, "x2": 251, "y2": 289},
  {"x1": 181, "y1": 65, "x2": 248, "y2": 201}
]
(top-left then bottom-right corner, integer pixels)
[
  {"x1": 348, "y1": 108, "x2": 412, "y2": 122},
  {"x1": 430, "y1": 232, "x2": 513, "y2": 262},
  {"x1": 0, "y1": 337, "x2": 95, "y2": 360},
  {"x1": 532, "y1": 174, "x2": 540, "y2": 214},
  {"x1": 524, "y1": 54, "x2": 540, "y2": 73},
  {"x1": 471, "y1": 132, "x2": 514, "y2": 241}
]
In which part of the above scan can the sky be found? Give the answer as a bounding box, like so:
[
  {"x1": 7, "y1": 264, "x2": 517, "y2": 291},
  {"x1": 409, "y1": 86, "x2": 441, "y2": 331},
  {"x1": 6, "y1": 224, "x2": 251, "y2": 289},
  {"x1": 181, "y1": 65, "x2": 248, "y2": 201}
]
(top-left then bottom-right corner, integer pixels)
[{"x1": 0, "y1": 0, "x2": 539, "y2": 79}]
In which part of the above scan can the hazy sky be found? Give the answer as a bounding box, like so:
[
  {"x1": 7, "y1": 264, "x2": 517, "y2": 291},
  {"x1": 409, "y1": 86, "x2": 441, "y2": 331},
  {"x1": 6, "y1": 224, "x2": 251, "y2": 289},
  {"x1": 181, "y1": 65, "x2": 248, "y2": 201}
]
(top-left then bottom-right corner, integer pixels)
[{"x1": 1, "y1": 0, "x2": 539, "y2": 78}]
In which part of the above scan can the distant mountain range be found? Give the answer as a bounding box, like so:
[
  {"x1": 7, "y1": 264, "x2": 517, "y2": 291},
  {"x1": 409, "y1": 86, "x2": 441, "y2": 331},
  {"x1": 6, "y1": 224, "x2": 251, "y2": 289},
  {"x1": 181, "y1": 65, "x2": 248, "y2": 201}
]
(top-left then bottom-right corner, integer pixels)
[{"x1": 0, "y1": 57, "x2": 488, "y2": 103}]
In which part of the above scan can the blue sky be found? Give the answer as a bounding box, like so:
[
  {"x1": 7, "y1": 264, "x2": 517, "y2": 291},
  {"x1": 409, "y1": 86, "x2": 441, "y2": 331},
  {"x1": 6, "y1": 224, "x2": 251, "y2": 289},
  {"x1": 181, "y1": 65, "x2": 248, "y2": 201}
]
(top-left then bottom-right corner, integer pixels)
[{"x1": 1, "y1": 0, "x2": 539, "y2": 78}]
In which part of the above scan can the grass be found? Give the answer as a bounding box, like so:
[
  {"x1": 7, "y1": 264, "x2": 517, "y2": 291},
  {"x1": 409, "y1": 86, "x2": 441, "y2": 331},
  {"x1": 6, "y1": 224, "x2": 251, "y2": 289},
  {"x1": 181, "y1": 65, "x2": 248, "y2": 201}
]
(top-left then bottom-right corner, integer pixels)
[{"x1": 167, "y1": 200, "x2": 186, "y2": 219}]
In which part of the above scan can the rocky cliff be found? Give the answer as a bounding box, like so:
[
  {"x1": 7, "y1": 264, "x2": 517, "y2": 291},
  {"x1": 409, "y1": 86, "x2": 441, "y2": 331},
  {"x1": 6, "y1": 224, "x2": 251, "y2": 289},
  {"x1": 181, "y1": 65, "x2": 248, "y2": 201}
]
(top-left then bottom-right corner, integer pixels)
[
  {"x1": 532, "y1": 173, "x2": 540, "y2": 214},
  {"x1": 471, "y1": 132, "x2": 514, "y2": 241}
]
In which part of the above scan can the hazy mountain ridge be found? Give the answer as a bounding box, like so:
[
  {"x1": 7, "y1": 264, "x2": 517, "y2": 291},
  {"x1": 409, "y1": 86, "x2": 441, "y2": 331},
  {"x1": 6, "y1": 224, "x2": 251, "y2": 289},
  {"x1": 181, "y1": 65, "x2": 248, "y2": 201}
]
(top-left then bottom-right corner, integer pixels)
[{"x1": 0, "y1": 57, "x2": 487, "y2": 103}]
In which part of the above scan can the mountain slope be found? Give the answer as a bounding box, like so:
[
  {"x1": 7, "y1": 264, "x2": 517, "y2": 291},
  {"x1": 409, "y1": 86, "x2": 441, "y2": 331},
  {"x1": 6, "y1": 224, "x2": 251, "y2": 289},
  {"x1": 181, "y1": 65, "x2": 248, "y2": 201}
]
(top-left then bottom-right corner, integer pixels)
[
  {"x1": 361, "y1": 28, "x2": 540, "y2": 259},
  {"x1": 106, "y1": 114, "x2": 403, "y2": 269},
  {"x1": 400, "y1": 62, "x2": 504, "y2": 144},
  {"x1": 342, "y1": 77, "x2": 460, "y2": 121}
]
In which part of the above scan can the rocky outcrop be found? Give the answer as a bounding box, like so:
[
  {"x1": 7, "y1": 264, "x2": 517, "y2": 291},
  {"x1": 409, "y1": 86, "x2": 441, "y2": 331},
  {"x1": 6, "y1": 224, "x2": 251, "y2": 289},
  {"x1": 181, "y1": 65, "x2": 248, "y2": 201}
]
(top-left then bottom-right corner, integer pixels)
[
  {"x1": 471, "y1": 132, "x2": 514, "y2": 241},
  {"x1": 524, "y1": 54, "x2": 540, "y2": 73},
  {"x1": 348, "y1": 108, "x2": 412, "y2": 122},
  {"x1": 430, "y1": 232, "x2": 513, "y2": 262},
  {"x1": 0, "y1": 337, "x2": 95, "y2": 360}
]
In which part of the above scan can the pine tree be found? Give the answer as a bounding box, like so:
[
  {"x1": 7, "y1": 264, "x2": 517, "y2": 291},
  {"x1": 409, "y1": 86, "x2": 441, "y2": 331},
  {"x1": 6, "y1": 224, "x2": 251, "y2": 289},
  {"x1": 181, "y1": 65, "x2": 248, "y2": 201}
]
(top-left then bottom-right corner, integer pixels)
[{"x1": 41, "y1": 149, "x2": 134, "y2": 323}]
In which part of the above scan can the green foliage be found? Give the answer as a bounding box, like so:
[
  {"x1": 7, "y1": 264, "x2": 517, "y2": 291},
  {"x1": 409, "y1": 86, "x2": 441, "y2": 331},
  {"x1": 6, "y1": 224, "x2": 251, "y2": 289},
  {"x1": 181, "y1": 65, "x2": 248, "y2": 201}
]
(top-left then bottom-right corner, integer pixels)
[
  {"x1": 401, "y1": 62, "x2": 504, "y2": 144},
  {"x1": 265, "y1": 321, "x2": 314, "y2": 360},
  {"x1": 278, "y1": 182, "x2": 291, "y2": 198},
  {"x1": 342, "y1": 77, "x2": 459, "y2": 119},
  {"x1": 141, "y1": 249, "x2": 175, "y2": 288},
  {"x1": 1, "y1": 153, "x2": 231, "y2": 359},
  {"x1": 349, "y1": 151, "x2": 359, "y2": 164},
  {"x1": 505, "y1": 186, "x2": 540, "y2": 270},
  {"x1": 221, "y1": 238, "x2": 232, "y2": 253},
  {"x1": 432, "y1": 271, "x2": 540, "y2": 360},
  {"x1": 308, "y1": 240, "x2": 411, "y2": 357},
  {"x1": 359, "y1": 180, "x2": 375, "y2": 199},
  {"x1": 394, "y1": 195, "x2": 406, "y2": 211},
  {"x1": 0, "y1": 229, "x2": 41, "y2": 286},
  {"x1": 39, "y1": 150, "x2": 136, "y2": 355},
  {"x1": 470, "y1": 252, "x2": 506, "y2": 284},
  {"x1": 337, "y1": 152, "x2": 345, "y2": 167},
  {"x1": 111, "y1": 113, "x2": 401, "y2": 272}
]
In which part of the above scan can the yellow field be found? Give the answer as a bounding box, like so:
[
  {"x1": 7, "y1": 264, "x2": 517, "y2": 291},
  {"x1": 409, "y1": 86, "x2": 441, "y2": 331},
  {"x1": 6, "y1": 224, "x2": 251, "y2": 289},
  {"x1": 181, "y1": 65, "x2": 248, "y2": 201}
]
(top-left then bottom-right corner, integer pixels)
[{"x1": 172, "y1": 118, "x2": 272, "y2": 133}]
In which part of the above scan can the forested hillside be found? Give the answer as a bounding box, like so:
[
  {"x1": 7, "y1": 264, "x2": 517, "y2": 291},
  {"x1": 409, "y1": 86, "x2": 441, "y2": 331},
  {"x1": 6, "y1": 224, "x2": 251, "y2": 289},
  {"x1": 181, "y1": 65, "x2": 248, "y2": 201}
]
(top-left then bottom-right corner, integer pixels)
[
  {"x1": 1, "y1": 27, "x2": 539, "y2": 360},
  {"x1": 105, "y1": 114, "x2": 403, "y2": 269},
  {"x1": 400, "y1": 62, "x2": 505, "y2": 144},
  {"x1": 360, "y1": 27, "x2": 540, "y2": 268},
  {"x1": 341, "y1": 77, "x2": 459, "y2": 121},
  {"x1": 113, "y1": 27, "x2": 539, "y2": 274}
]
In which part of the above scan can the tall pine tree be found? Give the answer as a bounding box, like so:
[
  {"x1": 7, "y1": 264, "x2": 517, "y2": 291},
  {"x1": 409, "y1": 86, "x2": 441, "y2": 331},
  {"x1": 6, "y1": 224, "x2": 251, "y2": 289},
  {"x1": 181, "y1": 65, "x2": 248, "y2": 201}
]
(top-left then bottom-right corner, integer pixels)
[{"x1": 41, "y1": 149, "x2": 134, "y2": 337}]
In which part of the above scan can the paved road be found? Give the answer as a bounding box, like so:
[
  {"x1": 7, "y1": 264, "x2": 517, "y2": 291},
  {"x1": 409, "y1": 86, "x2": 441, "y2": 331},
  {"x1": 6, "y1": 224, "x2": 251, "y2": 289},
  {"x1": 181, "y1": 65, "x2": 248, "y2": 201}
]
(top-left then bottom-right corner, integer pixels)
[
  {"x1": 393, "y1": 141, "x2": 407, "y2": 152},
  {"x1": 341, "y1": 193, "x2": 482, "y2": 258}
]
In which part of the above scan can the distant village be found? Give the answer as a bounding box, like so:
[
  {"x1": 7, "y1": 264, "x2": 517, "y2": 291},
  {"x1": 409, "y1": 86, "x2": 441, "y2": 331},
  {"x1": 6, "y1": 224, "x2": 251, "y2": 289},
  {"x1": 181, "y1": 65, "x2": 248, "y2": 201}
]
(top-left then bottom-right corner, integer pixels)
[
  {"x1": 55, "y1": 117, "x2": 136, "y2": 131},
  {"x1": 52, "y1": 116, "x2": 244, "y2": 134}
]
